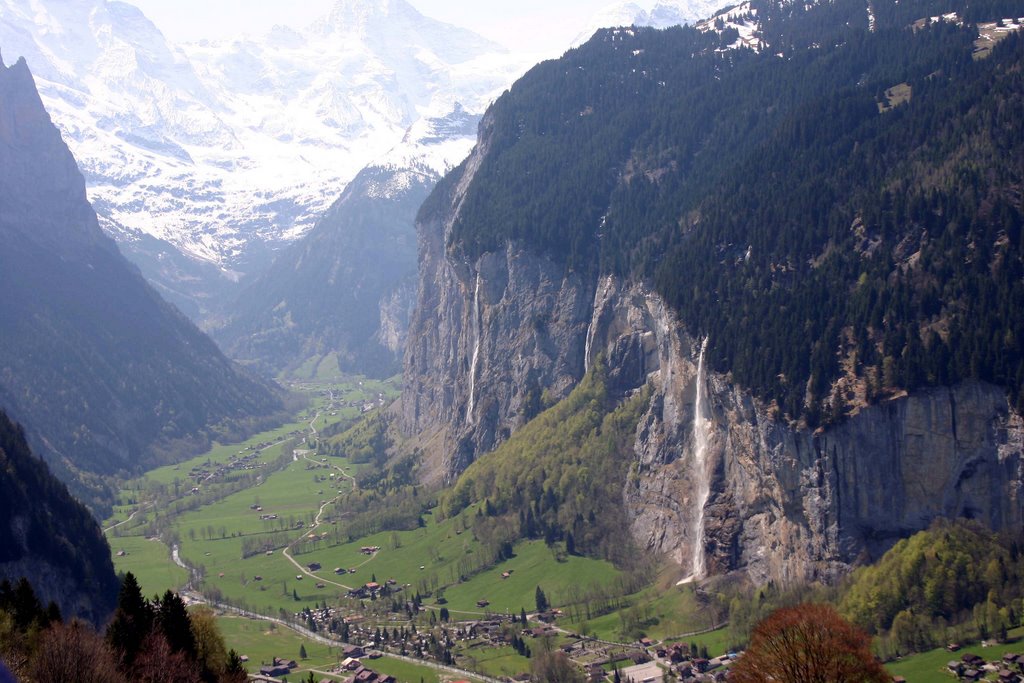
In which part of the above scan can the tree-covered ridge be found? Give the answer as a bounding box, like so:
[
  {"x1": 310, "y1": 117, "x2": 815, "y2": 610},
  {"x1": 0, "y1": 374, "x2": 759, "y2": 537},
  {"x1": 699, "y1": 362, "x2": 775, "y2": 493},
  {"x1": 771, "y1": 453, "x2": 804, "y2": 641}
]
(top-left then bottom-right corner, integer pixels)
[
  {"x1": 839, "y1": 520, "x2": 1024, "y2": 655},
  {"x1": 439, "y1": 0, "x2": 1024, "y2": 422},
  {"x1": 442, "y1": 362, "x2": 651, "y2": 566},
  {"x1": 0, "y1": 411, "x2": 119, "y2": 625}
]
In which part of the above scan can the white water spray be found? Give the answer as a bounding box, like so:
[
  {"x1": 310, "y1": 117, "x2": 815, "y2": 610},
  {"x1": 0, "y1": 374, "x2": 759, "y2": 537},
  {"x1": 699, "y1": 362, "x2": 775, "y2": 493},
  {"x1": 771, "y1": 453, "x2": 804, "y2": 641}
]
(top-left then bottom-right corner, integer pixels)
[
  {"x1": 584, "y1": 317, "x2": 595, "y2": 374},
  {"x1": 466, "y1": 272, "x2": 482, "y2": 424},
  {"x1": 584, "y1": 276, "x2": 614, "y2": 374},
  {"x1": 680, "y1": 338, "x2": 711, "y2": 584}
]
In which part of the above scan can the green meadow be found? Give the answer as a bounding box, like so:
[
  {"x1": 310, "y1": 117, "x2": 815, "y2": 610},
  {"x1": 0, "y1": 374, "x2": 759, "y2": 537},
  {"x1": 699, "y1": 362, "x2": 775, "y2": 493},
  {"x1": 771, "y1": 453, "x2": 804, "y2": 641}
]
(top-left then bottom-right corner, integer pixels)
[
  {"x1": 885, "y1": 627, "x2": 1024, "y2": 681},
  {"x1": 108, "y1": 534, "x2": 189, "y2": 597}
]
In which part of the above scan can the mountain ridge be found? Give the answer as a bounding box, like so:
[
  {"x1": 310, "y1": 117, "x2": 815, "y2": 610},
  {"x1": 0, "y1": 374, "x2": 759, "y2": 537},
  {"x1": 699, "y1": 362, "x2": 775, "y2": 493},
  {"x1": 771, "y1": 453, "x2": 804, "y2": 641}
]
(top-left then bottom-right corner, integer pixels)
[
  {"x1": 0, "y1": 54, "x2": 285, "y2": 514},
  {"x1": 399, "y1": 0, "x2": 1024, "y2": 584}
]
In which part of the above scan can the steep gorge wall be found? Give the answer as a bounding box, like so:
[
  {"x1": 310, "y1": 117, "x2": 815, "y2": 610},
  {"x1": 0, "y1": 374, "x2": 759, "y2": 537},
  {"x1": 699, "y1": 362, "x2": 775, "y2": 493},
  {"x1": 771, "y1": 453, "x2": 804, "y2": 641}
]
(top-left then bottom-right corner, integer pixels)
[{"x1": 400, "y1": 128, "x2": 1024, "y2": 585}]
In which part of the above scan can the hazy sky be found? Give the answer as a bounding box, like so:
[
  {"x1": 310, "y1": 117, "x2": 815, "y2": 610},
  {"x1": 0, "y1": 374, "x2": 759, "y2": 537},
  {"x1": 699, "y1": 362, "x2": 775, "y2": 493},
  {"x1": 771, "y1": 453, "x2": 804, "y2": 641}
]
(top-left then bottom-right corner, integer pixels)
[{"x1": 129, "y1": 0, "x2": 615, "y2": 54}]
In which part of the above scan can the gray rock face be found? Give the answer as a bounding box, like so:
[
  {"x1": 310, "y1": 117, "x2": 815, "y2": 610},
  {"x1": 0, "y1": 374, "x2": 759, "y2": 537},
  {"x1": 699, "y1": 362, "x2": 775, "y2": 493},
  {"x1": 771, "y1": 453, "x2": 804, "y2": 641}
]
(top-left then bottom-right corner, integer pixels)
[{"x1": 402, "y1": 121, "x2": 1024, "y2": 585}]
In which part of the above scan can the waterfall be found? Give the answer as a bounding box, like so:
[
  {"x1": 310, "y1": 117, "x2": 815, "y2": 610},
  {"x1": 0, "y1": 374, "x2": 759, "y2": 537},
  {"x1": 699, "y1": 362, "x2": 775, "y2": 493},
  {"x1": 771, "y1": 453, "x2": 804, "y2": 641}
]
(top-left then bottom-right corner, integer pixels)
[
  {"x1": 584, "y1": 276, "x2": 614, "y2": 374},
  {"x1": 583, "y1": 317, "x2": 595, "y2": 374},
  {"x1": 690, "y1": 338, "x2": 711, "y2": 580},
  {"x1": 678, "y1": 338, "x2": 711, "y2": 585},
  {"x1": 465, "y1": 272, "x2": 482, "y2": 424}
]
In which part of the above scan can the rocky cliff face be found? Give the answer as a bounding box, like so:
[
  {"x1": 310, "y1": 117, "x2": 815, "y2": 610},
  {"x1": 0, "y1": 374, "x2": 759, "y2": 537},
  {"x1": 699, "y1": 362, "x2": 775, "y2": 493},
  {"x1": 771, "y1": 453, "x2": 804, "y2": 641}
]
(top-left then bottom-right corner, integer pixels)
[
  {"x1": 401, "y1": 135, "x2": 1024, "y2": 582},
  {"x1": 402, "y1": 121, "x2": 597, "y2": 483}
]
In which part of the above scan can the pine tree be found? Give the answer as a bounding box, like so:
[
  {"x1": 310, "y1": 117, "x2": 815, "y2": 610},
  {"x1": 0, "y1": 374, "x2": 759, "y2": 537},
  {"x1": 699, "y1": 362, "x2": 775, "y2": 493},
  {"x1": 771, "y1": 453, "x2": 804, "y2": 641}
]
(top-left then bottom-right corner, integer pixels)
[
  {"x1": 535, "y1": 586, "x2": 549, "y2": 613},
  {"x1": 156, "y1": 590, "x2": 196, "y2": 659},
  {"x1": 106, "y1": 572, "x2": 154, "y2": 669},
  {"x1": 300, "y1": 643, "x2": 308, "y2": 659}
]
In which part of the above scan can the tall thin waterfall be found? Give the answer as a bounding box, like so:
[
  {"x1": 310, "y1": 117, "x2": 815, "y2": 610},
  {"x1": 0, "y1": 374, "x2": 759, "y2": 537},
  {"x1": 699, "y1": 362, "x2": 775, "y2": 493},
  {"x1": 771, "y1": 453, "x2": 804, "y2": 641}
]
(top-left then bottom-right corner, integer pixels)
[
  {"x1": 583, "y1": 317, "x2": 595, "y2": 374},
  {"x1": 689, "y1": 338, "x2": 711, "y2": 580},
  {"x1": 465, "y1": 273, "x2": 482, "y2": 424}
]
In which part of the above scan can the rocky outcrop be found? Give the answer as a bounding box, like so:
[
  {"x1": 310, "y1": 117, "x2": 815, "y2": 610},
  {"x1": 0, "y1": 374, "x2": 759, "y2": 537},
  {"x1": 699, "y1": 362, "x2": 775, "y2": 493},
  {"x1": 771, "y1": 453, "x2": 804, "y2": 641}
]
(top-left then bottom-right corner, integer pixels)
[{"x1": 402, "y1": 192, "x2": 1024, "y2": 582}]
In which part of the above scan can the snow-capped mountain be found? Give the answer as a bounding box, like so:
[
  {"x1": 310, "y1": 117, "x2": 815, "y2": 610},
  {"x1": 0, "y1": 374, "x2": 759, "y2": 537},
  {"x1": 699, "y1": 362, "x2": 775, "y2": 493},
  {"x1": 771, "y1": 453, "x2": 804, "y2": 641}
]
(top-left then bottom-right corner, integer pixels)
[
  {"x1": 210, "y1": 104, "x2": 482, "y2": 377},
  {"x1": 573, "y1": 0, "x2": 732, "y2": 45},
  {"x1": 0, "y1": 0, "x2": 528, "y2": 315}
]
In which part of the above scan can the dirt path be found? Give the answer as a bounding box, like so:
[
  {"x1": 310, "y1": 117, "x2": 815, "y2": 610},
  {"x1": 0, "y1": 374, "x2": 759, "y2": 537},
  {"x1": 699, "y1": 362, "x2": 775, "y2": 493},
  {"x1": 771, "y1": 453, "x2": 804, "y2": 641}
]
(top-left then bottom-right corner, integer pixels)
[{"x1": 103, "y1": 503, "x2": 150, "y2": 533}]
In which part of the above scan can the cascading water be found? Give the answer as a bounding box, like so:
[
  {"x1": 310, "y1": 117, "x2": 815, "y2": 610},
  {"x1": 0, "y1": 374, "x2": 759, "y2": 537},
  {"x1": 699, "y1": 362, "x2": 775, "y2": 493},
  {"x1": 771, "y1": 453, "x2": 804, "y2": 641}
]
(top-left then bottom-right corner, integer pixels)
[
  {"x1": 465, "y1": 272, "x2": 482, "y2": 424},
  {"x1": 679, "y1": 338, "x2": 711, "y2": 584},
  {"x1": 691, "y1": 337, "x2": 711, "y2": 578},
  {"x1": 584, "y1": 317, "x2": 595, "y2": 374},
  {"x1": 584, "y1": 276, "x2": 614, "y2": 374}
]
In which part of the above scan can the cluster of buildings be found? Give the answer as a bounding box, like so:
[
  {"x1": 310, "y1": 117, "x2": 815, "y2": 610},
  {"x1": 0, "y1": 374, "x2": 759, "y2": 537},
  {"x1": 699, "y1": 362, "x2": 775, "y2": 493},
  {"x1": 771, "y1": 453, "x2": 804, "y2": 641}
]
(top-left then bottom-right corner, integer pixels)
[
  {"x1": 948, "y1": 651, "x2": 1024, "y2": 682},
  {"x1": 184, "y1": 451, "x2": 267, "y2": 489}
]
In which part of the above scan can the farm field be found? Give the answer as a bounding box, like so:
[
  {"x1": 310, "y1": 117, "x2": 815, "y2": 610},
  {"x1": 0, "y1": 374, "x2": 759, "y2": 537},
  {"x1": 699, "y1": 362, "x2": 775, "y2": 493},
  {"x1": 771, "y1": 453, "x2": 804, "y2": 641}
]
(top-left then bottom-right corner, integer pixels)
[
  {"x1": 559, "y1": 581, "x2": 726, "y2": 648},
  {"x1": 172, "y1": 454, "x2": 362, "y2": 614},
  {"x1": 885, "y1": 627, "x2": 1024, "y2": 681},
  {"x1": 284, "y1": 502, "x2": 623, "y2": 617},
  {"x1": 217, "y1": 615, "x2": 341, "y2": 672},
  {"x1": 109, "y1": 534, "x2": 189, "y2": 597},
  {"x1": 99, "y1": 372, "x2": 696, "y2": 683}
]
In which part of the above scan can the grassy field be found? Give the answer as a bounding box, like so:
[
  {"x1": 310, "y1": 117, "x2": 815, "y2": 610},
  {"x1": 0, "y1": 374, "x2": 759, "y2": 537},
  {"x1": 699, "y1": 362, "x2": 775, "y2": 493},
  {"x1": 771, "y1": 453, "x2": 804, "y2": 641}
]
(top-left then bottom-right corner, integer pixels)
[
  {"x1": 101, "y1": 373, "x2": 629, "y2": 683},
  {"x1": 561, "y1": 581, "x2": 725, "y2": 648},
  {"x1": 109, "y1": 534, "x2": 189, "y2": 597},
  {"x1": 216, "y1": 615, "x2": 341, "y2": 671},
  {"x1": 284, "y1": 501, "x2": 623, "y2": 617},
  {"x1": 171, "y1": 455, "x2": 360, "y2": 614},
  {"x1": 458, "y1": 643, "x2": 531, "y2": 678},
  {"x1": 886, "y1": 627, "x2": 1024, "y2": 681}
]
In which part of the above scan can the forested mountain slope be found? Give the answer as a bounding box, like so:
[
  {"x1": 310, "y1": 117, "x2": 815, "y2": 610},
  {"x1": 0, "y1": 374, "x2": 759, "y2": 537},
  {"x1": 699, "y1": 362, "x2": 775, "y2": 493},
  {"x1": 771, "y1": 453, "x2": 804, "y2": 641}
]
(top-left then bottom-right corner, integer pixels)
[
  {"x1": 0, "y1": 411, "x2": 118, "y2": 624},
  {"x1": 400, "y1": 0, "x2": 1024, "y2": 584},
  {"x1": 443, "y1": 0, "x2": 1024, "y2": 424}
]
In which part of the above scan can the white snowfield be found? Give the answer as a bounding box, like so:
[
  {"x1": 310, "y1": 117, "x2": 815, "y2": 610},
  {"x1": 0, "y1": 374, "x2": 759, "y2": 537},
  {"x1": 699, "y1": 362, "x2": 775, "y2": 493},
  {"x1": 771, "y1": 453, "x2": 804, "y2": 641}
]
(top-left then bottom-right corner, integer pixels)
[
  {"x1": 572, "y1": 0, "x2": 733, "y2": 47},
  {"x1": 0, "y1": 0, "x2": 732, "y2": 278},
  {"x1": 0, "y1": 0, "x2": 527, "y2": 273}
]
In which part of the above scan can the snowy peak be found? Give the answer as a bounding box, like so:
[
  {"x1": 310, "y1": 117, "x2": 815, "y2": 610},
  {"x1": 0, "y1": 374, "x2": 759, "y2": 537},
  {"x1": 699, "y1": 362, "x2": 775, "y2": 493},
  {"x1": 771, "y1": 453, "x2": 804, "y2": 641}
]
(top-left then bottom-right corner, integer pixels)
[
  {"x1": 573, "y1": 0, "x2": 732, "y2": 46},
  {"x1": 696, "y1": 2, "x2": 764, "y2": 52},
  {"x1": 0, "y1": 0, "x2": 528, "y2": 291}
]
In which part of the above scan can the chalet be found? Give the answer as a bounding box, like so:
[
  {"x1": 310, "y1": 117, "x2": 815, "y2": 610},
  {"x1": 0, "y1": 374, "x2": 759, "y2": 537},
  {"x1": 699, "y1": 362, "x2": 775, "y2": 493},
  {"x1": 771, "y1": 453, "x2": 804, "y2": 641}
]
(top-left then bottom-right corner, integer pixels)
[
  {"x1": 892, "y1": 677, "x2": 907, "y2": 683},
  {"x1": 948, "y1": 661, "x2": 964, "y2": 675},
  {"x1": 308, "y1": 562, "x2": 322, "y2": 571},
  {"x1": 343, "y1": 645, "x2": 365, "y2": 659},
  {"x1": 1000, "y1": 671, "x2": 1022, "y2": 683},
  {"x1": 476, "y1": 599, "x2": 490, "y2": 608},
  {"x1": 963, "y1": 669, "x2": 982, "y2": 681},
  {"x1": 1006, "y1": 654, "x2": 1022, "y2": 664},
  {"x1": 335, "y1": 567, "x2": 347, "y2": 574},
  {"x1": 316, "y1": 582, "x2": 325, "y2": 589},
  {"x1": 963, "y1": 653, "x2": 985, "y2": 667},
  {"x1": 260, "y1": 664, "x2": 290, "y2": 677}
]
